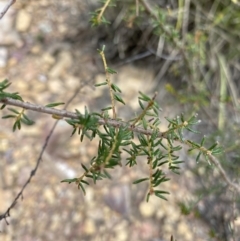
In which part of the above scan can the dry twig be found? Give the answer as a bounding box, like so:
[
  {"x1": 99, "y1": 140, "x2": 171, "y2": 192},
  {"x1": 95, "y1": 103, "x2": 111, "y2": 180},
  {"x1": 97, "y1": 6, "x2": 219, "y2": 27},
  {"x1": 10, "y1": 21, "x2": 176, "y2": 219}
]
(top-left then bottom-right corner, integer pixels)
[{"x1": 0, "y1": 0, "x2": 16, "y2": 20}]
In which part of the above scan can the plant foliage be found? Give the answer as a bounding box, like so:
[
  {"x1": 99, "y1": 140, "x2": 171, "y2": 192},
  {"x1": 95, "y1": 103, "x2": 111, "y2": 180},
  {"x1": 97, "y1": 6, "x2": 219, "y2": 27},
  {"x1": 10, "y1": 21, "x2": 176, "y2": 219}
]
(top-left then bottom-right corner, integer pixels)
[{"x1": 0, "y1": 46, "x2": 223, "y2": 202}]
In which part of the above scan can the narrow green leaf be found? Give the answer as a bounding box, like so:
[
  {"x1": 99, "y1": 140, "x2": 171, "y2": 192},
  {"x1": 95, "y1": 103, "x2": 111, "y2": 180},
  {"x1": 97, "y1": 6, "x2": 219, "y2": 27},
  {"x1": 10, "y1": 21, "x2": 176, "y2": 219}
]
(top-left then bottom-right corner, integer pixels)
[
  {"x1": 165, "y1": 117, "x2": 177, "y2": 125},
  {"x1": 138, "y1": 134, "x2": 148, "y2": 146},
  {"x1": 159, "y1": 141, "x2": 168, "y2": 150},
  {"x1": 153, "y1": 177, "x2": 170, "y2": 187},
  {"x1": 212, "y1": 147, "x2": 223, "y2": 155},
  {"x1": 121, "y1": 141, "x2": 132, "y2": 146},
  {"x1": 169, "y1": 165, "x2": 180, "y2": 170},
  {"x1": 145, "y1": 111, "x2": 157, "y2": 117},
  {"x1": 0, "y1": 92, "x2": 23, "y2": 101},
  {"x1": 138, "y1": 100, "x2": 145, "y2": 109},
  {"x1": 180, "y1": 113, "x2": 185, "y2": 122},
  {"x1": 65, "y1": 118, "x2": 77, "y2": 125},
  {"x1": 101, "y1": 106, "x2": 112, "y2": 111},
  {"x1": 80, "y1": 180, "x2": 89, "y2": 185},
  {"x1": 8, "y1": 108, "x2": 20, "y2": 114},
  {"x1": 0, "y1": 104, "x2": 6, "y2": 109},
  {"x1": 17, "y1": 120, "x2": 21, "y2": 130},
  {"x1": 75, "y1": 109, "x2": 82, "y2": 116},
  {"x1": 153, "y1": 118, "x2": 161, "y2": 126},
  {"x1": 171, "y1": 145, "x2": 182, "y2": 151},
  {"x1": 153, "y1": 106, "x2": 159, "y2": 116},
  {"x1": 142, "y1": 117, "x2": 148, "y2": 130},
  {"x1": 61, "y1": 178, "x2": 78, "y2": 183},
  {"x1": 187, "y1": 114, "x2": 198, "y2": 123},
  {"x1": 153, "y1": 148, "x2": 161, "y2": 157},
  {"x1": 111, "y1": 83, "x2": 121, "y2": 93},
  {"x1": 2, "y1": 114, "x2": 16, "y2": 119},
  {"x1": 45, "y1": 102, "x2": 65, "y2": 107},
  {"x1": 22, "y1": 113, "x2": 34, "y2": 125},
  {"x1": 146, "y1": 192, "x2": 151, "y2": 202},
  {"x1": 152, "y1": 169, "x2": 161, "y2": 178},
  {"x1": 85, "y1": 174, "x2": 93, "y2": 179},
  {"x1": 106, "y1": 67, "x2": 117, "y2": 74},
  {"x1": 154, "y1": 193, "x2": 168, "y2": 200},
  {"x1": 13, "y1": 122, "x2": 17, "y2": 132},
  {"x1": 208, "y1": 142, "x2": 218, "y2": 151},
  {"x1": 81, "y1": 164, "x2": 89, "y2": 172},
  {"x1": 84, "y1": 106, "x2": 89, "y2": 119},
  {"x1": 200, "y1": 136, "x2": 205, "y2": 146},
  {"x1": 187, "y1": 140, "x2": 200, "y2": 148},
  {"x1": 154, "y1": 190, "x2": 170, "y2": 201},
  {"x1": 196, "y1": 152, "x2": 201, "y2": 163},
  {"x1": 70, "y1": 128, "x2": 77, "y2": 136},
  {"x1": 185, "y1": 127, "x2": 200, "y2": 134},
  {"x1": 139, "y1": 91, "x2": 151, "y2": 101},
  {"x1": 133, "y1": 177, "x2": 149, "y2": 184},
  {"x1": 114, "y1": 93, "x2": 125, "y2": 105},
  {"x1": 95, "y1": 82, "x2": 108, "y2": 87},
  {"x1": 78, "y1": 182, "x2": 86, "y2": 195},
  {"x1": 103, "y1": 170, "x2": 111, "y2": 179},
  {"x1": 0, "y1": 79, "x2": 11, "y2": 90}
]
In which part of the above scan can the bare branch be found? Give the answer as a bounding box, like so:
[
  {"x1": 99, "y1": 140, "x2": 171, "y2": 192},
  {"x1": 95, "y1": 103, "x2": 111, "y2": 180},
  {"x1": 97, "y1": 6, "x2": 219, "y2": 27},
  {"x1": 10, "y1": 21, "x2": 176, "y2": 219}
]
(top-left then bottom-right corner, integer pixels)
[
  {"x1": 0, "y1": 97, "x2": 165, "y2": 138},
  {"x1": 0, "y1": 0, "x2": 16, "y2": 20}
]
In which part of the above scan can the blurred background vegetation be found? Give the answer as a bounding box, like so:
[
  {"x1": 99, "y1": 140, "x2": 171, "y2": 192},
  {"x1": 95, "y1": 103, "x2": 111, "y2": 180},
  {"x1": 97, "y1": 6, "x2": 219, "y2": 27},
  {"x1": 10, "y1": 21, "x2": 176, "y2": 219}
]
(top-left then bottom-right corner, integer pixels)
[
  {"x1": 1, "y1": 0, "x2": 240, "y2": 240},
  {"x1": 68, "y1": 0, "x2": 240, "y2": 239}
]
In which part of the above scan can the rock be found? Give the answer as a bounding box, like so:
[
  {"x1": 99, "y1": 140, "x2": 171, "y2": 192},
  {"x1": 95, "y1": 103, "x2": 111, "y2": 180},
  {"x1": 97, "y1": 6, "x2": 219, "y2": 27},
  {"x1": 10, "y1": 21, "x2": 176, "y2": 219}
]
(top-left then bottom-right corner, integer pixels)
[
  {"x1": 49, "y1": 51, "x2": 72, "y2": 78},
  {"x1": 116, "y1": 65, "x2": 154, "y2": 109},
  {"x1": 64, "y1": 75, "x2": 80, "y2": 90},
  {"x1": 15, "y1": 9, "x2": 32, "y2": 32},
  {"x1": 115, "y1": 221, "x2": 128, "y2": 241},
  {"x1": 139, "y1": 201, "x2": 155, "y2": 217},
  {"x1": 42, "y1": 52, "x2": 56, "y2": 71},
  {"x1": 48, "y1": 78, "x2": 64, "y2": 94},
  {"x1": 84, "y1": 219, "x2": 96, "y2": 235},
  {"x1": 177, "y1": 222, "x2": 194, "y2": 240},
  {"x1": 103, "y1": 184, "x2": 131, "y2": 216},
  {"x1": 31, "y1": 44, "x2": 42, "y2": 54},
  {"x1": 44, "y1": 187, "x2": 55, "y2": 204}
]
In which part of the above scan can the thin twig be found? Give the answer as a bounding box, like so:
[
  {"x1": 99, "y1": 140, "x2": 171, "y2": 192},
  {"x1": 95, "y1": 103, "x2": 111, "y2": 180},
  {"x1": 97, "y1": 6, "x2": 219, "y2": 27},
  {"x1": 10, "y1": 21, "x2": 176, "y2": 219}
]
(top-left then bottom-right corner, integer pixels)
[
  {"x1": 136, "y1": 0, "x2": 139, "y2": 16},
  {"x1": 0, "y1": 97, "x2": 163, "y2": 137},
  {"x1": 0, "y1": 121, "x2": 58, "y2": 224},
  {"x1": 0, "y1": 0, "x2": 16, "y2": 20},
  {"x1": 99, "y1": 49, "x2": 116, "y2": 119},
  {"x1": 1, "y1": 97, "x2": 240, "y2": 194},
  {"x1": 207, "y1": 154, "x2": 240, "y2": 193},
  {"x1": 97, "y1": 0, "x2": 111, "y2": 24}
]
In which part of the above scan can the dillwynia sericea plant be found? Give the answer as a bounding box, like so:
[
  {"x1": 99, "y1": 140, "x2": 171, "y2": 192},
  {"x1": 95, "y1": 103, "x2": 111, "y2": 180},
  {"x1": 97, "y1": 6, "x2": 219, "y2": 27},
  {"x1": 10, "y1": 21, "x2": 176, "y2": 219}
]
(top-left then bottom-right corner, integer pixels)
[{"x1": 0, "y1": 46, "x2": 224, "y2": 202}]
